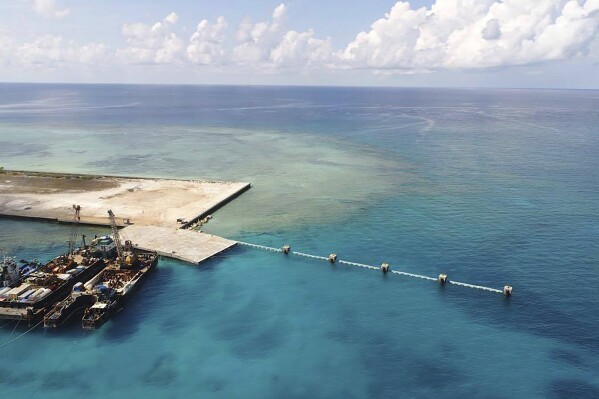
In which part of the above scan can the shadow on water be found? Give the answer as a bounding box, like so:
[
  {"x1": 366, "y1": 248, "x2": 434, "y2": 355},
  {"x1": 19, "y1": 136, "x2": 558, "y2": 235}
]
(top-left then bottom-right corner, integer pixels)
[
  {"x1": 359, "y1": 333, "x2": 478, "y2": 399},
  {"x1": 87, "y1": 153, "x2": 182, "y2": 175},
  {"x1": 139, "y1": 353, "x2": 179, "y2": 388},
  {"x1": 101, "y1": 264, "x2": 175, "y2": 344},
  {"x1": 548, "y1": 379, "x2": 599, "y2": 399},
  {"x1": 39, "y1": 369, "x2": 92, "y2": 392},
  {"x1": 441, "y1": 284, "x2": 599, "y2": 354},
  {"x1": 0, "y1": 141, "x2": 50, "y2": 157},
  {"x1": 152, "y1": 254, "x2": 232, "y2": 335},
  {"x1": 193, "y1": 283, "x2": 291, "y2": 359},
  {"x1": 0, "y1": 368, "x2": 37, "y2": 387},
  {"x1": 549, "y1": 348, "x2": 587, "y2": 368},
  {"x1": 101, "y1": 254, "x2": 232, "y2": 341}
]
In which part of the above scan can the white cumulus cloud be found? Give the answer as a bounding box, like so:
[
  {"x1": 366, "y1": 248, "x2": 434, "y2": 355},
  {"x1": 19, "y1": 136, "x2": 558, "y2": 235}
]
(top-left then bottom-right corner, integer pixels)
[
  {"x1": 233, "y1": 3, "x2": 289, "y2": 64},
  {"x1": 187, "y1": 16, "x2": 228, "y2": 65},
  {"x1": 32, "y1": 0, "x2": 69, "y2": 19},
  {"x1": 232, "y1": 3, "x2": 333, "y2": 70},
  {"x1": 118, "y1": 12, "x2": 184, "y2": 64},
  {"x1": 341, "y1": 0, "x2": 599, "y2": 70},
  {"x1": 75, "y1": 42, "x2": 109, "y2": 64},
  {"x1": 12, "y1": 34, "x2": 108, "y2": 68},
  {"x1": 270, "y1": 30, "x2": 333, "y2": 67},
  {"x1": 17, "y1": 34, "x2": 64, "y2": 66},
  {"x1": 6, "y1": 0, "x2": 599, "y2": 80}
]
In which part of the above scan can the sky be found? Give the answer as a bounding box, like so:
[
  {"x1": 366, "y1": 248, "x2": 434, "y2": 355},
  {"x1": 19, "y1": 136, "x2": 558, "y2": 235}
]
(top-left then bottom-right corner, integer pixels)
[{"x1": 0, "y1": 0, "x2": 598, "y2": 88}]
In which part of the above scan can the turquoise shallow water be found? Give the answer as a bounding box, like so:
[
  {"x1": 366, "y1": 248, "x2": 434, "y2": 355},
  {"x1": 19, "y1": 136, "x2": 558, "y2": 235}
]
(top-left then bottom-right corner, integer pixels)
[{"x1": 0, "y1": 84, "x2": 598, "y2": 398}]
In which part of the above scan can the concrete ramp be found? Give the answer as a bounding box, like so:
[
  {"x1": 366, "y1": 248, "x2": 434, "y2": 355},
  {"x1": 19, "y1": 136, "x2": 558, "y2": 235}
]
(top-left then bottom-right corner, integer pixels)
[{"x1": 121, "y1": 225, "x2": 236, "y2": 265}]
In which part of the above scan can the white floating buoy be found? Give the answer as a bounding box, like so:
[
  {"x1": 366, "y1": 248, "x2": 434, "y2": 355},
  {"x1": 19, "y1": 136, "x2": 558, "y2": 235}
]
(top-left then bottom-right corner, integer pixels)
[
  {"x1": 438, "y1": 274, "x2": 448, "y2": 284},
  {"x1": 282, "y1": 245, "x2": 291, "y2": 255},
  {"x1": 380, "y1": 263, "x2": 390, "y2": 273},
  {"x1": 503, "y1": 285, "x2": 513, "y2": 296},
  {"x1": 328, "y1": 253, "x2": 337, "y2": 263}
]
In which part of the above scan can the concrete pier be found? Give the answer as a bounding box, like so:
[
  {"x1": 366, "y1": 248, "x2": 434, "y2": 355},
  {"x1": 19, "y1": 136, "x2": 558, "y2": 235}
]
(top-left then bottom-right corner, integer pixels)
[{"x1": 121, "y1": 225, "x2": 236, "y2": 265}]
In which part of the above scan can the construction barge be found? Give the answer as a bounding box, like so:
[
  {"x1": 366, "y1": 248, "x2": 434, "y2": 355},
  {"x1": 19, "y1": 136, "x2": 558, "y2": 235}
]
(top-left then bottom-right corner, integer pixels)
[
  {"x1": 45, "y1": 242, "x2": 157, "y2": 329},
  {"x1": 0, "y1": 210, "x2": 158, "y2": 329},
  {"x1": 0, "y1": 248, "x2": 106, "y2": 323}
]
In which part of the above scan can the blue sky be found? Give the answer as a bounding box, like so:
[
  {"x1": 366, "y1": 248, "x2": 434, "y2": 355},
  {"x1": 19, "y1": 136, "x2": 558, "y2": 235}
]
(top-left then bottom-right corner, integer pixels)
[{"x1": 0, "y1": 0, "x2": 598, "y2": 88}]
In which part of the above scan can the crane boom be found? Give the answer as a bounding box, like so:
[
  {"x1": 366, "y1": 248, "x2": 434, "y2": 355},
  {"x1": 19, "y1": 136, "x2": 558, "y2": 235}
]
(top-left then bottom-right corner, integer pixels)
[
  {"x1": 67, "y1": 204, "x2": 81, "y2": 254},
  {"x1": 107, "y1": 209, "x2": 125, "y2": 264}
]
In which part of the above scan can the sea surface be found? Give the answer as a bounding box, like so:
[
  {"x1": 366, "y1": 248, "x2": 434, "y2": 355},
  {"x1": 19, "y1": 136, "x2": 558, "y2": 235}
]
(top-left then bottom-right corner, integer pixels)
[{"x1": 0, "y1": 83, "x2": 598, "y2": 398}]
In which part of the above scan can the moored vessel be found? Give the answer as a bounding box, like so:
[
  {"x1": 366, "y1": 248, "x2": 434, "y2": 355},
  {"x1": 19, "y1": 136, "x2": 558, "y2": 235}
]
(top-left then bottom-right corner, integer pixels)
[
  {"x1": 0, "y1": 248, "x2": 106, "y2": 323},
  {"x1": 82, "y1": 247, "x2": 157, "y2": 330},
  {"x1": 43, "y1": 282, "x2": 96, "y2": 328}
]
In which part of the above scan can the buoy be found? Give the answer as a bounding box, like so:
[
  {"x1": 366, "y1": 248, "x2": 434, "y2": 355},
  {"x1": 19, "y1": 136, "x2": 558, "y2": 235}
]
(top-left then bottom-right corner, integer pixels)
[
  {"x1": 503, "y1": 285, "x2": 513, "y2": 296},
  {"x1": 380, "y1": 263, "x2": 390, "y2": 273},
  {"x1": 438, "y1": 274, "x2": 448, "y2": 284},
  {"x1": 282, "y1": 245, "x2": 291, "y2": 254},
  {"x1": 328, "y1": 254, "x2": 337, "y2": 263}
]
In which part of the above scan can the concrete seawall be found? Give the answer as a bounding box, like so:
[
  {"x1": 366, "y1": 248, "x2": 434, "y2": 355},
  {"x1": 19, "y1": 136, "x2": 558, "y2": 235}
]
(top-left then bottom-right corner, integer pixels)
[{"x1": 0, "y1": 170, "x2": 251, "y2": 229}]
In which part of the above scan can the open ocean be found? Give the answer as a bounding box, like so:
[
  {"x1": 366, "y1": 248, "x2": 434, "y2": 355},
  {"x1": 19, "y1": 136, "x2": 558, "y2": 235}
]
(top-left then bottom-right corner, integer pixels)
[{"x1": 0, "y1": 83, "x2": 598, "y2": 398}]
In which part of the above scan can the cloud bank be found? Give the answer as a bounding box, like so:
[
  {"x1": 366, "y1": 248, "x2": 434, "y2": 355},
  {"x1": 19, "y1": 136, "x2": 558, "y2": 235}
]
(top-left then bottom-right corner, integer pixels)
[
  {"x1": 117, "y1": 12, "x2": 183, "y2": 64},
  {"x1": 4, "y1": 1, "x2": 599, "y2": 76},
  {"x1": 341, "y1": 0, "x2": 599, "y2": 70}
]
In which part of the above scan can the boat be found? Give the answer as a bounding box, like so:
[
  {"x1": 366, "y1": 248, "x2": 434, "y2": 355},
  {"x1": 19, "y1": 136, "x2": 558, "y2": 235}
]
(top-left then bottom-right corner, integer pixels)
[
  {"x1": 0, "y1": 253, "x2": 20, "y2": 290},
  {"x1": 43, "y1": 282, "x2": 96, "y2": 328},
  {"x1": 82, "y1": 246, "x2": 157, "y2": 330},
  {"x1": 18, "y1": 259, "x2": 43, "y2": 279},
  {"x1": 0, "y1": 247, "x2": 106, "y2": 322}
]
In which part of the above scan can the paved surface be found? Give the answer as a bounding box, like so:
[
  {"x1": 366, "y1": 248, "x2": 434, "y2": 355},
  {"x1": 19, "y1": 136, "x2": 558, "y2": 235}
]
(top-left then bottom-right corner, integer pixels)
[
  {"x1": 121, "y1": 225, "x2": 237, "y2": 264},
  {"x1": 0, "y1": 172, "x2": 250, "y2": 228}
]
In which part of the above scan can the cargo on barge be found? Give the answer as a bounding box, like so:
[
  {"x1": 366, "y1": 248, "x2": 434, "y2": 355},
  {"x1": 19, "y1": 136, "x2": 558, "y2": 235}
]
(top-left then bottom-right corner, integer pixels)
[
  {"x1": 0, "y1": 249, "x2": 106, "y2": 323},
  {"x1": 81, "y1": 245, "x2": 157, "y2": 330},
  {"x1": 0, "y1": 239, "x2": 116, "y2": 323}
]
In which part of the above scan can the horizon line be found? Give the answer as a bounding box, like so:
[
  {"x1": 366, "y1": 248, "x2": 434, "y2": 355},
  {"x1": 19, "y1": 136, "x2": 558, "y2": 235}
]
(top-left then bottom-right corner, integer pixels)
[{"x1": 1, "y1": 81, "x2": 598, "y2": 92}]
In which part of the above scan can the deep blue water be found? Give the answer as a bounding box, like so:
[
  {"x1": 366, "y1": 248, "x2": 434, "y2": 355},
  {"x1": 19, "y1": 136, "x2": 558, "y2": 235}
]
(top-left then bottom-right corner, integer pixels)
[{"x1": 0, "y1": 83, "x2": 598, "y2": 398}]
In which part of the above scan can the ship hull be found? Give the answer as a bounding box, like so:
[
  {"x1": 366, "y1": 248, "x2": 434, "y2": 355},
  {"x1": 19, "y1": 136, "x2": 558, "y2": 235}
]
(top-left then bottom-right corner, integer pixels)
[
  {"x1": 82, "y1": 254, "x2": 157, "y2": 330},
  {"x1": 0, "y1": 257, "x2": 106, "y2": 323}
]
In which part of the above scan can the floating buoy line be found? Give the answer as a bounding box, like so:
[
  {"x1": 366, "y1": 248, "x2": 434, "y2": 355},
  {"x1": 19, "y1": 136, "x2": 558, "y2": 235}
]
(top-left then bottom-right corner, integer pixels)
[
  {"x1": 0, "y1": 240, "x2": 511, "y2": 349},
  {"x1": 237, "y1": 241, "x2": 511, "y2": 296}
]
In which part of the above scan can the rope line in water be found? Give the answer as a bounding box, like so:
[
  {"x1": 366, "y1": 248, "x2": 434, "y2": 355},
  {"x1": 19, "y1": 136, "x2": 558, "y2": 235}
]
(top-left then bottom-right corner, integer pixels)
[
  {"x1": 292, "y1": 251, "x2": 328, "y2": 261},
  {"x1": 237, "y1": 242, "x2": 282, "y2": 252},
  {"x1": 338, "y1": 260, "x2": 379, "y2": 271},
  {"x1": 8, "y1": 318, "x2": 21, "y2": 338},
  {"x1": 237, "y1": 241, "x2": 504, "y2": 294},
  {"x1": 449, "y1": 280, "x2": 503, "y2": 294},
  {"x1": 52, "y1": 330, "x2": 87, "y2": 371},
  {"x1": 390, "y1": 270, "x2": 437, "y2": 282},
  {"x1": 0, "y1": 320, "x2": 43, "y2": 349}
]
